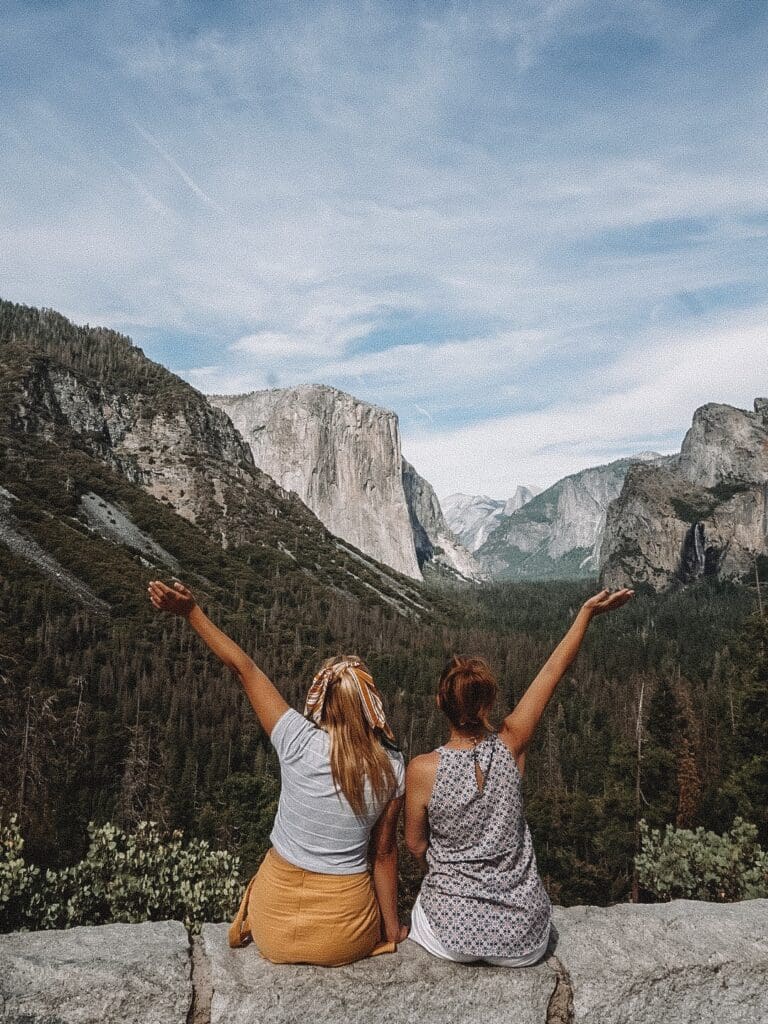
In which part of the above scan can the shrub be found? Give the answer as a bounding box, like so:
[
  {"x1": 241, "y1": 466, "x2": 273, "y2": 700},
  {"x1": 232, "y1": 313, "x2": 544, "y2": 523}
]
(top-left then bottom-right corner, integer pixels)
[
  {"x1": 0, "y1": 814, "x2": 40, "y2": 928},
  {"x1": 635, "y1": 817, "x2": 768, "y2": 901},
  {"x1": 1, "y1": 816, "x2": 242, "y2": 934}
]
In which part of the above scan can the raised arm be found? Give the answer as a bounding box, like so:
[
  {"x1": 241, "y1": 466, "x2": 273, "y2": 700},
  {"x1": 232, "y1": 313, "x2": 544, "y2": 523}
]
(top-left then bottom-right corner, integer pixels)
[
  {"x1": 148, "y1": 580, "x2": 289, "y2": 736},
  {"x1": 500, "y1": 588, "x2": 633, "y2": 760}
]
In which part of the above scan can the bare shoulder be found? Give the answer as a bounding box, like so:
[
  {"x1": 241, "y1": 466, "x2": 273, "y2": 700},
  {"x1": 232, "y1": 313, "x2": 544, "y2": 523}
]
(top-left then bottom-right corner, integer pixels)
[
  {"x1": 406, "y1": 751, "x2": 439, "y2": 805},
  {"x1": 406, "y1": 751, "x2": 439, "y2": 784},
  {"x1": 407, "y1": 750, "x2": 440, "y2": 773}
]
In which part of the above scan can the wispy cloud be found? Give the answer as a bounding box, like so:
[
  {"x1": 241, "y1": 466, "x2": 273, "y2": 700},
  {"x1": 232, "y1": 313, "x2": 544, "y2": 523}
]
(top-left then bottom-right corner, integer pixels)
[{"x1": 129, "y1": 121, "x2": 226, "y2": 215}]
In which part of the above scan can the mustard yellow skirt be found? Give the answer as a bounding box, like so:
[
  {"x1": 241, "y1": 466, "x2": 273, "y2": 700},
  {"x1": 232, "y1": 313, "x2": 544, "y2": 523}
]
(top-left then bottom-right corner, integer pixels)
[{"x1": 228, "y1": 847, "x2": 396, "y2": 967}]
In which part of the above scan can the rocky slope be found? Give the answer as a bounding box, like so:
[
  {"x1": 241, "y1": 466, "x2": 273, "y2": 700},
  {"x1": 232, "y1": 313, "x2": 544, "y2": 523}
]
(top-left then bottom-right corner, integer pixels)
[
  {"x1": 3, "y1": 900, "x2": 767, "y2": 1024},
  {"x1": 600, "y1": 399, "x2": 768, "y2": 591},
  {"x1": 477, "y1": 454, "x2": 663, "y2": 581},
  {"x1": 209, "y1": 385, "x2": 479, "y2": 582},
  {"x1": 0, "y1": 299, "x2": 431, "y2": 617},
  {"x1": 442, "y1": 486, "x2": 540, "y2": 552},
  {"x1": 401, "y1": 460, "x2": 484, "y2": 581}
]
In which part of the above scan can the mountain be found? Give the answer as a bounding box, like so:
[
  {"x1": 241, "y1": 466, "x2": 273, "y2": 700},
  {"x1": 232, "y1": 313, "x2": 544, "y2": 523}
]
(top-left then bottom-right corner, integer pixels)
[
  {"x1": 0, "y1": 300, "x2": 431, "y2": 618},
  {"x1": 401, "y1": 460, "x2": 484, "y2": 581},
  {"x1": 442, "y1": 486, "x2": 540, "y2": 552},
  {"x1": 0, "y1": 297, "x2": 458, "y2": 867},
  {"x1": 476, "y1": 454, "x2": 663, "y2": 580},
  {"x1": 600, "y1": 399, "x2": 768, "y2": 591},
  {"x1": 208, "y1": 385, "x2": 480, "y2": 582}
]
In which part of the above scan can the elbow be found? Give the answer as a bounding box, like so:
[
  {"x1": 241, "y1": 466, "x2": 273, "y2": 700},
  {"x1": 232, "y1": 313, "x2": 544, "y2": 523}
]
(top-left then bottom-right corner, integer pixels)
[
  {"x1": 373, "y1": 833, "x2": 398, "y2": 861},
  {"x1": 234, "y1": 655, "x2": 257, "y2": 681}
]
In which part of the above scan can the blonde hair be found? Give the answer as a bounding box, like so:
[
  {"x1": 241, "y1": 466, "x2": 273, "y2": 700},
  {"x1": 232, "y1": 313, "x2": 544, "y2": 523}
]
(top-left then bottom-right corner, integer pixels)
[{"x1": 314, "y1": 655, "x2": 396, "y2": 816}]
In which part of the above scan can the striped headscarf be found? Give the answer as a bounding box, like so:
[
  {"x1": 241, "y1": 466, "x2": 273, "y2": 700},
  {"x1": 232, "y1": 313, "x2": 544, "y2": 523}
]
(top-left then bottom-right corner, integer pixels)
[{"x1": 304, "y1": 657, "x2": 396, "y2": 743}]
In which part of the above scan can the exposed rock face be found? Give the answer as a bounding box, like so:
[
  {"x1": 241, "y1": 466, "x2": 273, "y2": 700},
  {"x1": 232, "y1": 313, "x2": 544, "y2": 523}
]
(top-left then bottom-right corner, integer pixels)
[
  {"x1": 478, "y1": 455, "x2": 663, "y2": 581},
  {"x1": 3, "y1": 900, "x2": 767, "y2": 1024},
  {"x1": 209, "y1": 385, "x2": 421, "y2": 579},
  {"x1": 601, "y1": 400, "x2": 768, "y2": 591},
  {"x1": 504, "y1": 485, "x2": 541, "y2": 516},
  {"x1": 0, "y1": 486, "x2": 110, "y2": 614},
  {"x1": 11, "y1": 357, "x2": 280, "y2": 550},
  {"x1": 443, "y1": 486, "x2": 540, "y2": 553},
  {"x1": 401, "y1": 460, "x2": 484, "y2": 581},
  {"x1": 0, "y1": 919, "x2": 191, "y2": 1024},
  {"x1": 552, "y1": 898, "x2": 768, "y2": 1024},
  {"x1": 79, "y1": 491, "x2": 180, "y2": 570},
  {"x1": 678, "y1": 400, "x2": 768, "y2": 488},
  {"x1": 210, "y1": 385, "x2": 478, "y2": 582}
]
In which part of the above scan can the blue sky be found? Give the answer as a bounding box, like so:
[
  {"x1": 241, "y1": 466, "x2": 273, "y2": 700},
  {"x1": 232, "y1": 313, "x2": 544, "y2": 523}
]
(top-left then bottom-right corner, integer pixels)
[{"x1": 2, "y1": 0, "x2": 768, "y2": 495}]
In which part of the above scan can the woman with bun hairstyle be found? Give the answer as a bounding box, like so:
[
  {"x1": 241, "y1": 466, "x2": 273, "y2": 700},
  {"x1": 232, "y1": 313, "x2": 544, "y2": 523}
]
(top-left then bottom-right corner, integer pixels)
[
  {"x1": 147, "y1": 579, "x2": 407, "y2": 967},
  {"x1": 405, "y1": 587, "x2": 634, "y2": 966}
]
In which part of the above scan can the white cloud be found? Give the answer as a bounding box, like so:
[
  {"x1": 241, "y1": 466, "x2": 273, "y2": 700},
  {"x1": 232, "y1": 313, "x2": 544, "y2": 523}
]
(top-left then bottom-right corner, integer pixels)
[{"x1": 404, "y1": 311, "x2": 768, "y2": 496}]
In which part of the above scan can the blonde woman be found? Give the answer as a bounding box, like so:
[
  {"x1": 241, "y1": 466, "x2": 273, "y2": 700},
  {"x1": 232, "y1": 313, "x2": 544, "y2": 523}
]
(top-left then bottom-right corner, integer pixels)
[{"x1": 147, "y1": 579, "x2": 407, "y2": 967}]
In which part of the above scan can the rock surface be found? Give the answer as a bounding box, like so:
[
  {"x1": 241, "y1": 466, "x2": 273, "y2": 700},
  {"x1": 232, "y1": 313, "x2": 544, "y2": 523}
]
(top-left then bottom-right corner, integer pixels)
[
  {"x1": 600, "y1": 400, "x2": 768, "y2": 590},
  {"x1": 200, "y1": 923, "x2": 555, "y2": 1024},
  {"x1": 2, "y1": 900, "x2": 767, "y2": 1023},
  {"x1": 401, "y1": 460, "x2": 483, "y2": 581},
  {"x1": 0, "y1": 919, "x2": 190, "y2": 1024},
  {"x1": 551, "y1": 898, "x2": 768, "y2": 1024},
  {"x1": 478, "y1": 454, "x2": 663, "y2": 581},
  {"x1": 210, "y1": 385, "x2": 422, "y2": 579},
  {"x1": 442, "y1": 486, "x2": 540, "y2": 553},
  {"x1": 210, "y1": 385, "x2": 479, "y2": 582}
]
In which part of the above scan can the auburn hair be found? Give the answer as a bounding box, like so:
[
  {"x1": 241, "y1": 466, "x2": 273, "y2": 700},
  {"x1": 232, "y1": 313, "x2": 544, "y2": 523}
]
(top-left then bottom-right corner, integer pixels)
[
  {"x1": 314, "y1": 655, "x2": 397, "y2": 817},
  {"x1": 437, "y1": 655, "x2": 498, "y2": 731}
]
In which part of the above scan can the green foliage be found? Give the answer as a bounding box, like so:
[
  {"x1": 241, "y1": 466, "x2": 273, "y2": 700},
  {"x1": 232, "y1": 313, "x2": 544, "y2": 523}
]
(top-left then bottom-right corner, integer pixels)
[
  {"x1": 2, "y1": 295, "x2": 767, "y2": 912},
  {"x1": 0, "y1": 814, "x2": 41, "y2": 928},
  {"x1": 635, "y1": 818, "x2": 768, "y2": 901},
  {"x1": 1, "y1": 815, "x2": 241, "y2": 934}
]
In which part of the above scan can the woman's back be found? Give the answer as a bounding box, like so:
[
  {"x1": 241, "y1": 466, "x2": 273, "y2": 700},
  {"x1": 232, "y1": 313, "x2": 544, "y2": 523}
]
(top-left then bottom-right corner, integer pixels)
[
  {"x1": 419, "y1": 732, "x2": 551, "y2": 958},
  {"x1": 270, "y1": 708, "x2": 405, "y2": 874}
]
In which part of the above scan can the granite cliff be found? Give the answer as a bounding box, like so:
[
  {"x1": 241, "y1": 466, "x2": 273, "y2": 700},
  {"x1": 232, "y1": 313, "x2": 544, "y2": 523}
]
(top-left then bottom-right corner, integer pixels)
[
  {"x1": 2, "y1": 900, "x2": 767, "y2": 1024},
  {"x1": 401, "y1": 460, "x2": 483, "y2": 580},
  {"x1": 209, "y1": 385, "x2": 480, "y2": 582},
  {"x1": 477, "y1": 454, "x2": 663, "y2": 581},
  {"x1": 442, "y1": 485, "x2": 540, "y2": 553},
  {"x1": 600, "y1": 399, "x2": 768, "y2": 591}
]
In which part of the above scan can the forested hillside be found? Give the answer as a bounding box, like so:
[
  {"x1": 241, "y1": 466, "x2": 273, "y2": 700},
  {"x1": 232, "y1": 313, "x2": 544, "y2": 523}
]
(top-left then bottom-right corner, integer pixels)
[{"x1": 0, "y1": 299, "x2": 765, "y2": 909}]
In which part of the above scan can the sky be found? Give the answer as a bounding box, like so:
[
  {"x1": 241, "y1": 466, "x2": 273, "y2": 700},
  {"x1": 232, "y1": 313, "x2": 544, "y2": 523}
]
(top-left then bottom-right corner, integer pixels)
[{"x1": 2, "y1": 0, "x2": 767, "y2": 497}]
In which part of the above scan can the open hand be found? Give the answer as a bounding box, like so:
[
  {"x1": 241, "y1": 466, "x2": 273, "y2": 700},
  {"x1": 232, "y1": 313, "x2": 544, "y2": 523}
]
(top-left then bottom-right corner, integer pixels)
[
  {"x1": 147, "y1": 579, "x2": 196, "y2": 617},
  {"x1": 582, "y1": 587, "x2": 634, "y2": 617}
]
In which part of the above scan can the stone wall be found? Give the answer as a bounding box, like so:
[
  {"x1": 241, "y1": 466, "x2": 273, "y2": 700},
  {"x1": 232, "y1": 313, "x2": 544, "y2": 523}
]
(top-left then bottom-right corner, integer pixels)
[{"x1": 1, "y1": 899, "x2": 766, "y2": 1024}]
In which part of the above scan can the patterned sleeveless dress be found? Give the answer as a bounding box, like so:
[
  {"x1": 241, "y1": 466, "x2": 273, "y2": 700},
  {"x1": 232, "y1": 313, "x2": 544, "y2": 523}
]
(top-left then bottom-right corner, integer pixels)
[{"x1": 418, "y1": 732, "x2": 552, "y2": 958}]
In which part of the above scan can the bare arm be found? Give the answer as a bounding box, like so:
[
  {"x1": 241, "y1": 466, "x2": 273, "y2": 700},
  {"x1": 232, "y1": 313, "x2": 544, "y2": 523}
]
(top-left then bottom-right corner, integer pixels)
[
  {"x1": 500, "y1": 588, "x2": 634, "y2": 757},
  {"x1": 404, "y1": 754, "x2": 437, "y2": 870},
  {"x1": 369, "y1": 796, "x2": 407, "y2": 944},
  {"x1": 148, "y1": 580, "x2": 289, "y2": 736}
]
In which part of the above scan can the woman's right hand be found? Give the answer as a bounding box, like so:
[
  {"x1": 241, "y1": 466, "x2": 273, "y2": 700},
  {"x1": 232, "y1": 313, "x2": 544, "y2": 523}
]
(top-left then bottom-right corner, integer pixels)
[
  {"x1": 582, "y1": 587, "x2": 634, "y2": 617},
  {"x1": 148, "y1": 579, "x2": 196, "y2": 618},
  {"x1": 387, "y1": 922, "x2": 409, "y2": 944}
]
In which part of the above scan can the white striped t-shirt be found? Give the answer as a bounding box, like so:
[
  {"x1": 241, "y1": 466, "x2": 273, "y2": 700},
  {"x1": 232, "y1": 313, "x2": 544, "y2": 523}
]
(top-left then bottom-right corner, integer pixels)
[{"x1": 269, "y1": 708, "x2": 405, "y2": 874}]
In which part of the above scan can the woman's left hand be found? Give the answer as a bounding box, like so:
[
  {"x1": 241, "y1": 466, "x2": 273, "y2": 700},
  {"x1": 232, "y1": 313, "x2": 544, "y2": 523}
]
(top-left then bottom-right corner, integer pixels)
[
  {"x1": 387, "y1": 922, "x2": 409, "y2": 944},
  {"x1": 148, "y1": 579, "x2": 196, "y2": 618}
]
